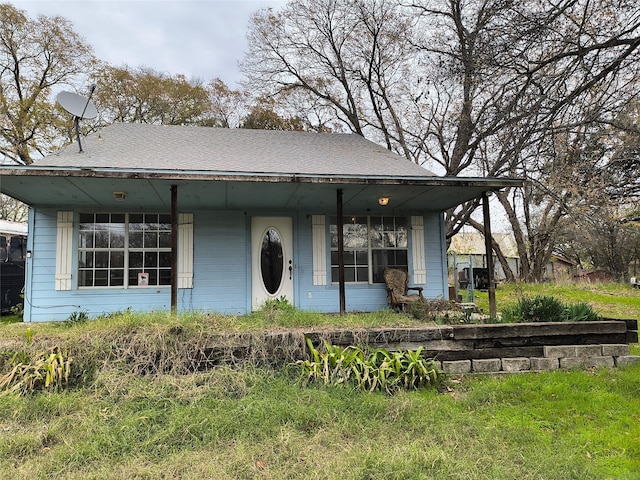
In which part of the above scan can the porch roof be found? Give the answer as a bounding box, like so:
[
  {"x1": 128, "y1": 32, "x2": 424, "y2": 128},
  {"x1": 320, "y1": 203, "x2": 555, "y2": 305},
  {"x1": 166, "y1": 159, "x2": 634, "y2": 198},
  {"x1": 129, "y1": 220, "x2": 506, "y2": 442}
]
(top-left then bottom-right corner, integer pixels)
[{"x1": 0, "y1": 123, "x2": 522, "y2": 212}]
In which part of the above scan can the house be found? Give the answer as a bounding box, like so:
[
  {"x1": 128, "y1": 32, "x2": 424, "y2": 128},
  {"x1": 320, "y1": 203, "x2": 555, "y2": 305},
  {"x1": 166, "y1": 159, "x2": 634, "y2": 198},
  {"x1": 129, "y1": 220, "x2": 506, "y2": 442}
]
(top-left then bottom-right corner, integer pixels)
[
  {"x1": 544, "y1": 254, "x2": 578, "y2": 282},
  {"x1": 0, "y1": 123, "x2": 521, "y2": 322},
  {"x1": 447, "y1": 231, "x2": 520, "y2": 286}
]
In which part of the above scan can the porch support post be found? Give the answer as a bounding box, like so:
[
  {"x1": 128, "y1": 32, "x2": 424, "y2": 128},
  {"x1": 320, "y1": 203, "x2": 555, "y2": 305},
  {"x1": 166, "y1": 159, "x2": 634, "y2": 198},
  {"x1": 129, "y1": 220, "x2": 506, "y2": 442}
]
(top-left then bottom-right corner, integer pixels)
[
  {"x1": 482, "y1": 192, "x2": 497, "y2": 318},
  {"x1": 171, "y1": 185, "x2": 178, "y2": 313},
  {"x1": 337, "y1": 189, "x2": 346, "y2": 315}
]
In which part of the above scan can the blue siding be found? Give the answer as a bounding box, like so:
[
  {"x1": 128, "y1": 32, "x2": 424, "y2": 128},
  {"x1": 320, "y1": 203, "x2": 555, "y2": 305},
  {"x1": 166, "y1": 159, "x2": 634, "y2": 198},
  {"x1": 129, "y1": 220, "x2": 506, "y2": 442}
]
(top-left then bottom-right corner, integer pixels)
[
  {"x1": 23, "y1": 208, "x2": 447, "y2": 321},
  {"x1": 424, "y1": 213, "x2": 448, "y2": 298},
  {"x1": 183, "y1": 211, "x2": 249, "y2": 314}
]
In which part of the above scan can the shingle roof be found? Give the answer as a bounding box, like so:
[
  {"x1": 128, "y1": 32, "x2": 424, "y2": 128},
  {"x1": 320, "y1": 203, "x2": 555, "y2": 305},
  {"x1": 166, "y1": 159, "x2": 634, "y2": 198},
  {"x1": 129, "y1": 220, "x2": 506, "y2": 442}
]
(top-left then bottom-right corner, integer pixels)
[{"x1": 37, "y1": 123, "x2": 437, "y2": 178}]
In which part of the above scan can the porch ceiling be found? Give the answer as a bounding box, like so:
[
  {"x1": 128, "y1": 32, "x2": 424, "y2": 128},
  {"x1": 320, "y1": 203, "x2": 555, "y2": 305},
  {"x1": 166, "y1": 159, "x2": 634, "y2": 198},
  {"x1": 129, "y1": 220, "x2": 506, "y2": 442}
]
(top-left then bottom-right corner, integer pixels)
[{"x1": 0, "y1": 168, "x2": 523, "y2": 214}]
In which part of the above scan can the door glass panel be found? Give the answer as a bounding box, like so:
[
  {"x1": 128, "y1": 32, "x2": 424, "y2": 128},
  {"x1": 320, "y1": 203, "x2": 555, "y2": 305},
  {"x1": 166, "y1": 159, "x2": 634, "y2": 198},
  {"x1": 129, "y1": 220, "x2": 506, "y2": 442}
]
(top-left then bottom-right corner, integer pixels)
[{"x1": 260, "y1": 228, "x2": 284, "y2": 294}]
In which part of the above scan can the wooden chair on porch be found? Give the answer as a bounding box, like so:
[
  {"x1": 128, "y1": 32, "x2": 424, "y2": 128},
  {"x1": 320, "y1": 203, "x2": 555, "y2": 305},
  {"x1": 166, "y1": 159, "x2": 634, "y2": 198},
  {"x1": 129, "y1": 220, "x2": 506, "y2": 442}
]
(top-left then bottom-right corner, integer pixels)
[{"x1": 383, "y1": 267, "x2": 424, "y2": 312}]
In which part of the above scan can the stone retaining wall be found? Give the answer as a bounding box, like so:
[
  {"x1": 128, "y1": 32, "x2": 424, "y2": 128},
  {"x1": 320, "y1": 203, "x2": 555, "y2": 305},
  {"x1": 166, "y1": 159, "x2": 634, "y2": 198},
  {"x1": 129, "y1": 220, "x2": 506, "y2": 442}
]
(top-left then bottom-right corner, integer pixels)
[
  {"x1": 439, "y1": 343, "x2": 638, "y2": 374},
  {"x1": 305, "y1": 319, "x2": 639, "y2": 373}
]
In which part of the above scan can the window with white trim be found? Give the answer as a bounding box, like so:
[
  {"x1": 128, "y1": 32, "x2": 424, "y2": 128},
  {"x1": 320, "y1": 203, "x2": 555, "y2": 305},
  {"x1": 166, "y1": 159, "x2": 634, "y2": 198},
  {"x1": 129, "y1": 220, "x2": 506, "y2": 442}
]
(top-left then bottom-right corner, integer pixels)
[
  {"x1": 78, "y1": 213, "x2": 172, "y2": 287},
  {"x1": 329, "y1": 216, "x2": 408, "y2": 283}
]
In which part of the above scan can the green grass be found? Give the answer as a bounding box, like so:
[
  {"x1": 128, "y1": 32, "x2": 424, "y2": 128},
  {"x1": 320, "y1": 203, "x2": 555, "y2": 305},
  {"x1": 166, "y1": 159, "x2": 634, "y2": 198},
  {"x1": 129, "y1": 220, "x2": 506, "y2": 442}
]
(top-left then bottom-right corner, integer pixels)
[
  {"x1": 1, "y1": 282, "x2": 639, "y2": 479},
  {"x1": 0, "y1": 365, "x2": 639, "y2": 479},
  {"x1": 0, "y1": 314, "x2": 21, "y2": 325},
  {"x1": 473, "y1": 282, "x2": 640, "y2": 320}
]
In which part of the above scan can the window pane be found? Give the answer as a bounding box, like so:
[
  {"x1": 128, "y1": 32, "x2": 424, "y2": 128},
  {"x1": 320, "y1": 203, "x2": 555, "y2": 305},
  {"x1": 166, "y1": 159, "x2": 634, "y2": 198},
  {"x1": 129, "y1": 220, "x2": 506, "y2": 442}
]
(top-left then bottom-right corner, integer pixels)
[
  {"x1": 344, "y1": 218, "x2": 367, "y2": 249},
  {"x1": 260, "y1": 228, "x2": 284, "y2": 295},
  {"x1": 344, "y1": 267, "x2": 355, "y2": 283},
  {"x1": 396, "y1": 228, "x2": 408, "y2": 248},
  {"x1": 143, "y1": 214, "x2": 158, "y2": 225},
  {"x1": 110, "y1": 251, "x2": 124, "y2": 269},
  {"x1": 329, "y1": 224, "x2": 338, "y2": 248},
  {"x1": 78, "y1": 231, "x2": 94, "y2": 249},
  {"x1": 370, "y1": 227, "x2": 383, "y2": 248},
  {"x1": 129, "y1": 231, "x2": 143, "y2": 248},
  {"x1": 144, "y1": 232, "x2": 158, "y2": 248},
  {"x1": 145, "y1": 251, "x2": 158, "y2": 268},
  {"x1": 94, "y1": 269, "x2": 108, "y2": 286},
  {"x1": 130, "y1": 213, "x2": 143, "y2": 224},
  {"x1": 158, "y1": 231, "x2": 171, "y2": 248},
  {"x1": 94, "y1": 228, "x2": 110, "y2": 248},
  {"x1": 78, "y1": 270, "x2": 92, "y2": 287},
  {"x1": 95, "y1": 251, "x2": 109, "y2": 268},
  {"x1": 159, "y1": 251, "x2": 171, "y2": 267},
  {"x1": 78, "y1": 251, "x2": 93, "y2": 268},
  {"x1": 129, "y1": 268, "x2": 142, "y2": 285},
  {"x1": 129, "y1": 252, "x2": 143, "y2": 269},
  {"x1": 356, "y1": 250, "x2": 368, "y2": 265},
  {"x1": 159, "y1": 268, "x2": 172, "y2": 285},
  {"x1": 343, "y1": 250, "x2": 355, "y2": 264},
  {"x1": 110, "y1": 224, "x2": 125, "y2": 248},
  {"x1": 356, "y1": 267, "x2": 368, "y2": 282},
  {"x1": 110, "y1": 269, "x2": 124, "y2": 286}
]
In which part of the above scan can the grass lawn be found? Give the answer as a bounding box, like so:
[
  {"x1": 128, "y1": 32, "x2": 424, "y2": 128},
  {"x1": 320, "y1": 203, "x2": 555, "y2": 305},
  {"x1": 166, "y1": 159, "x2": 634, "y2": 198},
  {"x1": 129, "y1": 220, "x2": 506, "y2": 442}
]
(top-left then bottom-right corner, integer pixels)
[
  {"x1": 1, "y1": 365, "x2": 639, "y2": 479},
  {"x1": 1, "y1": 282, "x2": 639, "y2": 479},
  {"x1": 473, "y1": 281, "x2": 640, "y2": 320}
]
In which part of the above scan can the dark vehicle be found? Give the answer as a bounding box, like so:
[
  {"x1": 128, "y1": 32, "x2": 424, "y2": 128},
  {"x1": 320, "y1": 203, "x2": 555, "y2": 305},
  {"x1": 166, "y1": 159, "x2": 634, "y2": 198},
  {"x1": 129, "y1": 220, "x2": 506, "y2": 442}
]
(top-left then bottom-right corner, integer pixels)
[
  {"x1": 458, "y1": 267, "x2": 491, "y2": 290},
  {"x1": 1, "y1": 225, "x2": 27, "y2": 313}
]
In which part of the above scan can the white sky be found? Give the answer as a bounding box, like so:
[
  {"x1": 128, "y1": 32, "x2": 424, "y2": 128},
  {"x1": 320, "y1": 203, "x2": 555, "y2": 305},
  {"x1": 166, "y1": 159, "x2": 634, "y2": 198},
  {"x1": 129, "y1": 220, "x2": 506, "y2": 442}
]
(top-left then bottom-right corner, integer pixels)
[{"x1": 11, "y1": 0, "x2": 286, "y2": 87}]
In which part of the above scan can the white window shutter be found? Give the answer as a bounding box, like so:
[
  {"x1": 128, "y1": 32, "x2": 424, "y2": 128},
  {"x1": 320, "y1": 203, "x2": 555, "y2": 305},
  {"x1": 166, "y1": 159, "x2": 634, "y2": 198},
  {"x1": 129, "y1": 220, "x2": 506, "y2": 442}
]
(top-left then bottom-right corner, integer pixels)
[
  {"x1": 55, "y1": 211, "x2": 73, "y2": 291},
  {"x1": 312, "y1": 215, "x2": 327, "y2": 286},
  {"x1": 178, "y1": 213, "x2": 194, "y2": 289},
  {"x1": 411, "y1": 216, "x2": 426, "y2": 284}
]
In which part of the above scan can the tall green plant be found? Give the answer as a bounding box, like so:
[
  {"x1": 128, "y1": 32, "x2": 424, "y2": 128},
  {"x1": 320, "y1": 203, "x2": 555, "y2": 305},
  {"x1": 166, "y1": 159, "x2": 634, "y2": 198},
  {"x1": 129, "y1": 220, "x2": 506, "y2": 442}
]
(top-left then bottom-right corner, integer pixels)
[{"x1": 297, "y1": 338, "x2": 443, "y2": 395}]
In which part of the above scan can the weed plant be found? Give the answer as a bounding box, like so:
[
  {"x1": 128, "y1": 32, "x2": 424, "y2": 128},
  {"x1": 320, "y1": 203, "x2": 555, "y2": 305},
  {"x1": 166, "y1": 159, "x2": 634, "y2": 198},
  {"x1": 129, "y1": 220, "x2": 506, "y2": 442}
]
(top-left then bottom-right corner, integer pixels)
[{"x1": 0, "y1": 346, "x2": 72, "y2": 395}]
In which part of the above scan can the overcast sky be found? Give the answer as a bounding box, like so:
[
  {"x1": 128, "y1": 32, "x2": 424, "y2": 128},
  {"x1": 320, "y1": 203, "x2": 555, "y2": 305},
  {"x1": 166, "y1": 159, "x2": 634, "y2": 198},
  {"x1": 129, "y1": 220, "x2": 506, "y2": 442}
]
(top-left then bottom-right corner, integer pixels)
[{"x1": 12, "y1": 0, "x2": 286, "y2": 87}]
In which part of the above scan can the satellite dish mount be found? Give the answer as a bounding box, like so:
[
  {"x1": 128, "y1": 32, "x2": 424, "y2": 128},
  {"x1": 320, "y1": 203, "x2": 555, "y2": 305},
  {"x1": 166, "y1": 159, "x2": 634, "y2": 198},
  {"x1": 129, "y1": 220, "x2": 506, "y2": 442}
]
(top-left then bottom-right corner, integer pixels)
[{"x1": 56, "y1": 86, "x2": 97, "y2": 153}]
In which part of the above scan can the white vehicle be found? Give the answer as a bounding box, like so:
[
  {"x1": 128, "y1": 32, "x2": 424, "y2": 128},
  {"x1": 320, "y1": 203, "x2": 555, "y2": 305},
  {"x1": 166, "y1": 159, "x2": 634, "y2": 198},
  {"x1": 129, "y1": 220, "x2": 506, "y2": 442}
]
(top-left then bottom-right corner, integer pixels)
[{"x1": 631, "y1": 277, "x2": 639, "y2": 289}]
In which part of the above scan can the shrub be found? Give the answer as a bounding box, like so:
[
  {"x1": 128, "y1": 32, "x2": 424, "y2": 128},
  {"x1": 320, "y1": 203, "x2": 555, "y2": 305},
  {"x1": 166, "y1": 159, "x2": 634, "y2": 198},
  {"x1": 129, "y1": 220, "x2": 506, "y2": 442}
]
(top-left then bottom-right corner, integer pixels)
[
  {"x1": 563, "y1": 302, "x2": 602, "y2": 322},
  {"x1": 500, "y1": 295, "x2": 602, "y2": 323}
]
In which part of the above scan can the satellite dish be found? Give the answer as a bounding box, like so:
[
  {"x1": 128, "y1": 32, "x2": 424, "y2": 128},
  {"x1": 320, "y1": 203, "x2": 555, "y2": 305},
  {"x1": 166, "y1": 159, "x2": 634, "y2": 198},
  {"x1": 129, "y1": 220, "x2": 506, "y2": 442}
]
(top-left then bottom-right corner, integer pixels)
[
  {"x1": 56, "y1": 87, "x2": 98, "y2": 152},
  {"x1": 56, "y1": 91, "x2": 97, "y2": 119}
]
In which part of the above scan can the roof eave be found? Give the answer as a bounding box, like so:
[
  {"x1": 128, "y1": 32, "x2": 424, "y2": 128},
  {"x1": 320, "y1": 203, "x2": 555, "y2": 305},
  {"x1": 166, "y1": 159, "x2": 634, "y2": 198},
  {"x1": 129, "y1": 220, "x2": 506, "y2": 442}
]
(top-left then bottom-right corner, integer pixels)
[{"x1": 0, "y1": 166, "x2": 524, "y2": 189}]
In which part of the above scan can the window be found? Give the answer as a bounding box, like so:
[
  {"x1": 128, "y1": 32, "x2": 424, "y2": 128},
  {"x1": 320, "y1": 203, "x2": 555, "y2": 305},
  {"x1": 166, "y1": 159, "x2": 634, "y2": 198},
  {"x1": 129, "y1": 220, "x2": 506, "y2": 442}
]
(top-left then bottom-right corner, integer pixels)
[
  {"x1": 329, "y1": 216, "x2": 408, "y2": 283},
  {"x1": 78, "y1": 213, "x2": 171, "y2": 287}
]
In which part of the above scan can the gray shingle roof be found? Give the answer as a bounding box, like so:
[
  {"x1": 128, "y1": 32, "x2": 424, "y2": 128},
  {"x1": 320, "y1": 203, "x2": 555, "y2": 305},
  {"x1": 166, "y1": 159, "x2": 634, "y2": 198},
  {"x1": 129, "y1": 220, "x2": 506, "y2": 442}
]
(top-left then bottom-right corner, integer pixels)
[{"x1": 37, "y1": 123, "x2": 437, "y2": 178}]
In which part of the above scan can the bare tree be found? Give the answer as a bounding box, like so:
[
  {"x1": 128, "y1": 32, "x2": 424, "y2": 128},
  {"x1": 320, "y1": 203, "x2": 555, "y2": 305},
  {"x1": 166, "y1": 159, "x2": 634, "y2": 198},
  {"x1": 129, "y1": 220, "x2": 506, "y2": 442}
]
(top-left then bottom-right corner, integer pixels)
[{"x1": 242, "y1": 0, "x2": 640, "y2": 281}]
